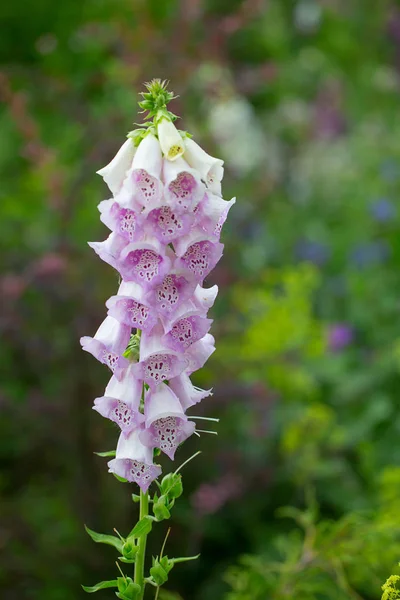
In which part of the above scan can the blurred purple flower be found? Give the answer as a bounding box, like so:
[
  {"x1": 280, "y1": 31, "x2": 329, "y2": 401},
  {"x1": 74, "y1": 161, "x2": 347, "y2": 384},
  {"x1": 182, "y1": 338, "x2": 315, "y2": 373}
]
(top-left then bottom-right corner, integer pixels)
[
  {"x1": 295, "y1": 239, "x2": 330, "y2": 266},
  {"x1": 328, "y1": 324, "x2": 353, "y2": 352},
  {"x1": 191, "y1": 473, "x2": 243, "y2": 516},
  {"x1": 350, "y1": 241, "x2": 390, "y2": 268},
  {"x1": 369, "y1": 198, "x2": 396, "y2": 222}
]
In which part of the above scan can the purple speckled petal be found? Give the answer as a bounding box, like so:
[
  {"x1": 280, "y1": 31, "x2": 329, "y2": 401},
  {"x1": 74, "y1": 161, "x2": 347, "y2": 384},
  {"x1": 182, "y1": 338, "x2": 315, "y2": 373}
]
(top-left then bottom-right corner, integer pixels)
[
  {"x1": 98, "y1": 199, "x2": 144, "y2": 243},
  {"x1": 145, "y1": 272, "x2": 197, "y2": 320},
  {"x1": 139, "y1": 384, "x2": 195, "y2": 459},
  {"x1": 163, "y1": 157, "x2": 205, "y2": 213},
  {"x1": 108, "y1": 430, "x2": 161, "y2": 492},
  {"x1": 163, "y1": 315, "x2": 213, "y2": 353},
  {"x1": 118, "y1": 242, "x2": 172, "y2": 290},
  {"x1": 174, "y1": 238, "x2": 224, "y2": 283},
  {"x1": 145, "y1": 205, "x2": 193, "y2": 244}
]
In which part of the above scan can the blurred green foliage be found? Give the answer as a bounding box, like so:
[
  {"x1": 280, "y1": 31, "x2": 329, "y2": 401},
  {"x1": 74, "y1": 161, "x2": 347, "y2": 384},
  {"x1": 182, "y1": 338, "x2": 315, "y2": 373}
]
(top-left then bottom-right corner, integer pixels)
[{"x1": 1, "y1": 0, "x2": 400, "y2": 599}]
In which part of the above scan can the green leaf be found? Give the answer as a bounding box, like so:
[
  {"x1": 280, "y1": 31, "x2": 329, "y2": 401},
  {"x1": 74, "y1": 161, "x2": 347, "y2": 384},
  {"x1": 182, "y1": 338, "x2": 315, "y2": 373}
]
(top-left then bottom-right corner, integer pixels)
[
  {"x1": 81, "y1": 580, "x2": 118, "y2": 593},
  {"x1": 128, "y1": 515, "x2": 153, "y2": 538},
  {"x1": 94, "y1": 450, "x2": 116, "y2": 457},
  {"x1": 84, "y1": 525, "x2": 123, "y2": 553}
]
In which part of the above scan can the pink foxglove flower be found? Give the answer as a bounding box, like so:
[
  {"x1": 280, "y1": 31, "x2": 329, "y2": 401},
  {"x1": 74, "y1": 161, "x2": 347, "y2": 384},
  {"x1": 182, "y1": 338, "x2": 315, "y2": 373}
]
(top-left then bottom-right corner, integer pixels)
[
  {"x1": 82, "y1": 82, "x2": 233, "y2": 493},
  {"x1": 96, "y1": 138, "x2": 136, "y2": 195},
  {"x1": 139, "y1": 384, "x2": 196, "y2": 460},
  {"x1": 108, "y1": 429, "x2": 161, "y2": 492}
]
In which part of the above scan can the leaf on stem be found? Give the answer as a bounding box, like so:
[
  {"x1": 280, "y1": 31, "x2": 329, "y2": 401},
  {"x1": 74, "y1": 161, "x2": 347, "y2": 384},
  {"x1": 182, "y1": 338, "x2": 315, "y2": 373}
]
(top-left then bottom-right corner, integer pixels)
[
  {"x1": 84, "y1": 525, "x2": 124, "y2": 553},
  {"x1": 82, "y1": 580, "x2": 118, "y2": 593}
]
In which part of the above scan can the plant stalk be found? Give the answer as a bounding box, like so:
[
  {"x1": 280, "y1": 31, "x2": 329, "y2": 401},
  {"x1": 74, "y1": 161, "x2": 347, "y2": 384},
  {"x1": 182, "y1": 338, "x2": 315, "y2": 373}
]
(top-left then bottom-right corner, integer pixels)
[{"x1": 135, "y1": 490, "x2": 149, "y2": 597}]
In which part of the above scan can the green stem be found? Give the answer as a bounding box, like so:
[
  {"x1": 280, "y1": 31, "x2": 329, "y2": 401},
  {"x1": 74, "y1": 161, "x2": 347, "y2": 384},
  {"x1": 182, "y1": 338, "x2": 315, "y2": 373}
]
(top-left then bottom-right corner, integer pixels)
[{"x1": 135, "y1": 490, "x2": 149, "y2": 597}]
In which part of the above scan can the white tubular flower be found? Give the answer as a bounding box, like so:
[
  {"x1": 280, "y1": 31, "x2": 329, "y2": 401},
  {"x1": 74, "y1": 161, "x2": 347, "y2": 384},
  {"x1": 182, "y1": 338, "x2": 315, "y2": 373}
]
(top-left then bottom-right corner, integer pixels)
[
  {"x1": 184, "y1": 137, "x2": 224, "y2": 196},
  {"x1": 129, "y1": 133, "x2": 163, "y2": 213},
  {"x1": 96, "y1": 138, "x2": 136, "y2": 195},
  {"x1": 157, "y1": 117, "x2": 185, "y2": 161}
]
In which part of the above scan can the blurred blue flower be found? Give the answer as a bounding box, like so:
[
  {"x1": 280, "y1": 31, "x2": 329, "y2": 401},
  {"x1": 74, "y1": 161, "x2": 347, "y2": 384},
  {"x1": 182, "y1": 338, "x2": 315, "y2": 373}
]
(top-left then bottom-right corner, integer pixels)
[
  {"x1": 328, "y1": 323, "x2": 353, "y2": 352},
  {"x1": 350, "y1": 241, "x2": 390, "y2": 268},
  {"x1": 369, "y1": 198, "x2": 396, "y2": 222},
  {"x1": 295, "y1": 239, "x2": 330, "y2": 266}
]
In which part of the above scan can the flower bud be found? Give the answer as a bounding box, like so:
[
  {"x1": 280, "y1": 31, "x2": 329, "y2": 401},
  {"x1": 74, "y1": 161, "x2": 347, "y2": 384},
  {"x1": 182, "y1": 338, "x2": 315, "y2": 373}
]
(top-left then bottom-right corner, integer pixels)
[{"x1": 157, "y1": 118, "x2": 184, "y2": 161}]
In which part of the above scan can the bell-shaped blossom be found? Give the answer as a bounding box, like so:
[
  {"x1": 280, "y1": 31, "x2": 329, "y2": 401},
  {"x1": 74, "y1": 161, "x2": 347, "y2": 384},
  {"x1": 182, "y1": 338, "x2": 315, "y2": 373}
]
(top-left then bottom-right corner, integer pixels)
[
  {"x1": 93, "y1": 365, "x2": 144, "y2": 436},
  {"x1": 145, "y1": 205, "x2": 193, "y2": 245},
  {"x1": 98, "y1": 199, "x2": 144, "y2": 243},
  {"x1": 106, "y1": 281, "x2": 157, "y2": 332},
  {"x1": 118, "y1": 239, "x2": 172, "y2": 290},
  {"x1": 139, "y1": 384, "x2": 195, "y2": 459},
  {"x1": 174, "y1": 233, "x2": 224, "y2": 283},
  {"x1": 157, "y1": 118, "x2": 184, "y2": 161},
  {"x1": 80, "y1": 316, "x2": 130, "y2": 378},
  {"x1": 108, "y1": 429, "x2": 161, "y2": 492},
  {"x1": 88, "y1": 232, "x2": 127, "y2": 271},
  {"x1": 157, "y1": 284, "x2": 217, "y2": 330},
  {"x1": 128, "y1": 134, "x2": 163, "y2": 213},
  {"x1": 163, "y1": 158, "x2": 205, "y2": 213},
  {"x1": 184, "y1": 137, "x2": 224, "y2": 196},
  {"x1": 184, "y1": 333, "x2": 216, "y2": 374},
  {"x1": 169, "y1": 371, "x2": 212, "y2": 411},
  {"x1": 96, "y1": 138, "x2": 136, "y2": 195},
  {"x1": 132, "y1": 323, "x2": 187, "y2": 390},
  {"x1": 196, "y1": 193, "x2": 236, "y2": 240},
  {"x1": 163, "y1": 314, "x2": 213, "y2": 353},
  {"x1": 145, "y1": 271, "x2": 197, "y2": 321}
]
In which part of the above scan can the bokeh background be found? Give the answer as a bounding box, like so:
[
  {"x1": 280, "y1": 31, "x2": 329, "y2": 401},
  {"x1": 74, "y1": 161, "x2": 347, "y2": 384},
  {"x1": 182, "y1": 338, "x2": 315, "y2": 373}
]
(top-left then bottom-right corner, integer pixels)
[{"x1": 2, "y1": 1, "x2": 400, "y2": 599}]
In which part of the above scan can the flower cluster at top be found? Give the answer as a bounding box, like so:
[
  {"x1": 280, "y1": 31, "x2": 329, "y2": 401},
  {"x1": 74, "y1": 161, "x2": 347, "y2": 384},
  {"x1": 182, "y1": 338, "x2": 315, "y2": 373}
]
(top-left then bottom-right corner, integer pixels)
[{"x1": 80, "y1": 81, "x2": 235, "y2": 492}]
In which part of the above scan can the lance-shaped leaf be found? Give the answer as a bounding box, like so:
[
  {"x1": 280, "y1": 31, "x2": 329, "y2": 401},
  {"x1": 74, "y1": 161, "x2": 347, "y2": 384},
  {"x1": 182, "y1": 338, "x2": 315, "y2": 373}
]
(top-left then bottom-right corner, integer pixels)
[
  {"x1": 94, "y1": 450, "x2": 116, "y2": 457},
  {"x1": 82, "y1": 580, "x2": 118, "y2": 593},
  {"x1": 84, "y1": 525, "x2": 124, "y2": 553},
  {"x1": 128, "y1": 515, "x2": 153, "y2": 538}
]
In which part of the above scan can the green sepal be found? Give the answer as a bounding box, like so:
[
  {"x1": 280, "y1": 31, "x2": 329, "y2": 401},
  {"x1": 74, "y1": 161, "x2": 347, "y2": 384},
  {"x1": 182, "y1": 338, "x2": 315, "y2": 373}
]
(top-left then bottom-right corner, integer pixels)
[
  {"x1": 94, "y1": 450, "x2": 116, "y2": 458},
  {"x1": 116, "y1": 577, "x2": 141, "y2": 600},
  {"x1": 153, "y1": 495, "x2": 171, "y2": 521},
  {"x1": 149, "y1": 555, "x2": 174, "y2": 586},
  {"x1": 127, "y1": 128, "x2": 148, "y2": 147},
  {"x1": 160, "y1": 473, "x2": 183, "y2": 499},
  {"x1": 84, "y1": 525, "x2": 124, "y2": 553},
  {"x1": 178, "y1": 130, "x2": 193, "y2": 139},
  {"x1": 82, "y1": 580, "x2": 118, "y2": 593},
  {"x1": 132, "y1": 493, "x2": 141, "y2": 503},
  {"x1": 121, "y1": 539, "x2": 138, "y2": 561},
  {"x1": 128, "y1": 515, "x2": 153, "y2": 538},
  {"x1": 113, "y1": 473, "x2": 128, "y2": 483}
]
